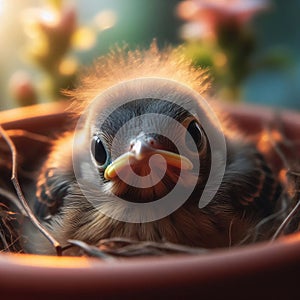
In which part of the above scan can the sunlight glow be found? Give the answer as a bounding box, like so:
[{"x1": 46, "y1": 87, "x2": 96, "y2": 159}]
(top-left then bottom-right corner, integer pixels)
[
  {"x1": 0, "y1": 0, "x2": 4, "y2": 15},
  {"x1": 8, "y1": 254, "x2": 91, "y2": 269},
  {"x1": 22, "y1": 8, "x2": 59, "y2": 39}
]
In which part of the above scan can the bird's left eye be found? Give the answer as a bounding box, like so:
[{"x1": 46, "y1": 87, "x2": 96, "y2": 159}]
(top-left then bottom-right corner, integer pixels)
[
  {"x1": 91, "y1": 136, "x2": 109, "y2": 168},
  {"x1": 185, "y1": 120, "x2": 204, "y2": 152}
]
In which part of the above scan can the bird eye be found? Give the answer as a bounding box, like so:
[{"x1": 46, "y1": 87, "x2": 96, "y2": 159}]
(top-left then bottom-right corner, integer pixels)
[
  {"x1": 91, "y1": 136, "x2": 109, "y2": 168},
  {"x1": 185, "y1": 120, "x2": 204, "y2": 151}
]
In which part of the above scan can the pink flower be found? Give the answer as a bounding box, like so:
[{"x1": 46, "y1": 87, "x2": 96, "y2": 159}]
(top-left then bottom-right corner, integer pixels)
[
  {"x1": 9, "y1": 71, "x2": 38, "y2": 106},
  {"x1": 177, "y1": 0, "x2": 269, "y2": 38}
]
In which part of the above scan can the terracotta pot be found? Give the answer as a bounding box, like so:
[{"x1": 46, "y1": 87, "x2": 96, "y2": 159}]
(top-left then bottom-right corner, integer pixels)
[{"x1": 0, "y1": 103, "x2": 299, "y2": 299}]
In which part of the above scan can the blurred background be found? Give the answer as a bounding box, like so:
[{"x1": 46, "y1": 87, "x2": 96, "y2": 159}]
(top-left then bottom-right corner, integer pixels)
[{"x1": 0, "y1": 0, "x2": 299, "y2": 112}]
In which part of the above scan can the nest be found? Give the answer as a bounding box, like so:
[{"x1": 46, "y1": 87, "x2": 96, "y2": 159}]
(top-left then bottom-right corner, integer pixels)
[{"x1": 0, "y1": 107, "x2": 299, "y2": 259}]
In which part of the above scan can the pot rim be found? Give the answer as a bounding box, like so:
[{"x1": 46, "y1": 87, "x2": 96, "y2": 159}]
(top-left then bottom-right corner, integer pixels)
[{"x1": 0, "y1": 235, "x2": 299, "y2": 298}]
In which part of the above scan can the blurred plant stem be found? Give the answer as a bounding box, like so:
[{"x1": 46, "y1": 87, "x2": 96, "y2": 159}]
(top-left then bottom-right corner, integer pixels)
[{"x1": 215, "y1": 21, "x2": 255, "y2": 101}]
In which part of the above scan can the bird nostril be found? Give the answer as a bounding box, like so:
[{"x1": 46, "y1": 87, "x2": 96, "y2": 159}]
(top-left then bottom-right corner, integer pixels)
[
  {"x1": 129, "y1": 136, "x2": 156, "y2": 153},
  {"x1": 149, "y1": 138, "x2": 155, "y2": 146}
]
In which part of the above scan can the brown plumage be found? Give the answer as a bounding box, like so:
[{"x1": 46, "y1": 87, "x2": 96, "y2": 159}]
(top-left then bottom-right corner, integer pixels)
[{"x1": 23, "y1": 44, "x2": 282, "y2": 255}]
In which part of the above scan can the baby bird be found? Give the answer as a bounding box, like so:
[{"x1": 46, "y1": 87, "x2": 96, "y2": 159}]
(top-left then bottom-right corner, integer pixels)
[{"x1": 24, "y1": 44, "x2": 282, "y2": 254}]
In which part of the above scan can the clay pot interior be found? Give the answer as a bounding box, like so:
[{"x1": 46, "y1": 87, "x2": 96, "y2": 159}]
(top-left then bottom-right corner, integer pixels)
[{"x1": 0, "y1": 102, "x2": 299, "y2": 299}]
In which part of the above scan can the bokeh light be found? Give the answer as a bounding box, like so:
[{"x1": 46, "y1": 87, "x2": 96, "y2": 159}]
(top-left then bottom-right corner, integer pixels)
[
  {"x1": 72, "y1": 26, "x2": 96, "y2": 50},
  {"x1": 93, "y1": 10, "x2": 117, "y2": 31}
]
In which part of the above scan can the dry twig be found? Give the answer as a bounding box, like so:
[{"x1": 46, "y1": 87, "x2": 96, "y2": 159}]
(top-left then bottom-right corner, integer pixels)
[{"x1": 0, "y1": 125, "x2": 62, "y2": 255}]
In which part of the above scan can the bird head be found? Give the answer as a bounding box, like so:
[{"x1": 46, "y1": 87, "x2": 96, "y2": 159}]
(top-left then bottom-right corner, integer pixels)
[{"x1": 72, "y1": 77, "x2": 223, "y2": 223}]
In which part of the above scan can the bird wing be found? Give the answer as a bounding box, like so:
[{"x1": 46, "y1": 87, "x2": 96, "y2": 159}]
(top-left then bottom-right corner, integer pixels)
[
  {"x1": 220, "y1": 140, "x2": 282, "y2": 217},
  {"x1": 35, "y1": 133, "x2": 75, "y2": 219}
]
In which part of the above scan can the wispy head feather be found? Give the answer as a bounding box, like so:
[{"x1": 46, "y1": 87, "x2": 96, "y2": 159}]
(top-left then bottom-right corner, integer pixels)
[{"x1": 65, "y1": 41, "x2": 210, "y2": 114}]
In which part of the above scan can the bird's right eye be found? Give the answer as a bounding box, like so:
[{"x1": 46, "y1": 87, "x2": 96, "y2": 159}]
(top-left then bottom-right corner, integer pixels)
[
  {"x1": 91, "y1": 136, "x2": 109, "y2": 169},
  {"x1": 185, "y1": 120, "x2": 204, "y2": 152}
]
